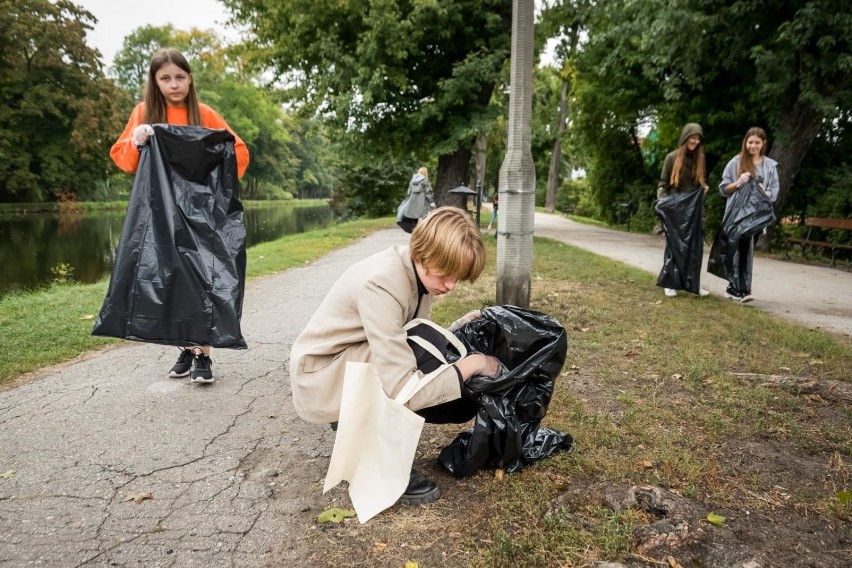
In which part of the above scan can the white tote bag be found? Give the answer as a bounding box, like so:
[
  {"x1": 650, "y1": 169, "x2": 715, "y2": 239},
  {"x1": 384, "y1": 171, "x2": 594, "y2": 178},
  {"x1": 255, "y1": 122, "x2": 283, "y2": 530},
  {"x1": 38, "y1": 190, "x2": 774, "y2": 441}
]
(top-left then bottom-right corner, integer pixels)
[{"x1": 323, "y1": 319, "x2": 467, "y2": 523}]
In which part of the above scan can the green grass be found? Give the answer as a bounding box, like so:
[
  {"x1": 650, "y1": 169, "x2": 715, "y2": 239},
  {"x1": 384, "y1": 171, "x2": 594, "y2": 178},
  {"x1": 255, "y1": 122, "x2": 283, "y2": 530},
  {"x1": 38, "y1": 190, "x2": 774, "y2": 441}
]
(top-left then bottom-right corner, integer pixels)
[
  {"x1": 425, "y1": 235, "x2": 851, "y2": 566},
  {"x1": 0, "y1": 216, "x2": 393, "y2": 385}
]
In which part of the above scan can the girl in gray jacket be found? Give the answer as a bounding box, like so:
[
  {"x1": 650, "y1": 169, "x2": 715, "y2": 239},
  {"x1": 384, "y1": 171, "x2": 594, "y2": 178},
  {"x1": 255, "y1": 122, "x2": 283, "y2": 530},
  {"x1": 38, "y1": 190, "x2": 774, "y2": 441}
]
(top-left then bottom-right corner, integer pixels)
[{"x1": 717, "y1": 127, "x2": 779, "y2": 302}]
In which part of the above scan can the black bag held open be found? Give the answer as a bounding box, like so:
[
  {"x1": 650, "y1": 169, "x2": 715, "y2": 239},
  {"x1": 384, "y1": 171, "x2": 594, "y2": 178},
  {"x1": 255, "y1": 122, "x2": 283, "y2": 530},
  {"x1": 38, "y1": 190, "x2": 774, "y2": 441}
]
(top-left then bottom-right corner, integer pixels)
[
  {"x1": 708, "y1": 178, "x2": 776, "y2": 291},
  {"x1": 655, "y1": 187, "x2": 704, "y2": 294},
  {"x1": 439, "y1": 306, "x2": 573, "y2": 477},
  {"x1": 92, "y1": 124, "x2": 247, "y2": 349}
]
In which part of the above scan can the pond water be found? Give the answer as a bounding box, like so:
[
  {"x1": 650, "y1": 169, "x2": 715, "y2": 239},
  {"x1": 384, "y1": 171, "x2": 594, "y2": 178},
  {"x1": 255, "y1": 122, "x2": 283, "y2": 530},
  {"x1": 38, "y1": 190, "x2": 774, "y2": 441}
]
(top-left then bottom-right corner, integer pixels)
[{"x1": 0, "y1": 201, "x2": 334, "y2": 297}]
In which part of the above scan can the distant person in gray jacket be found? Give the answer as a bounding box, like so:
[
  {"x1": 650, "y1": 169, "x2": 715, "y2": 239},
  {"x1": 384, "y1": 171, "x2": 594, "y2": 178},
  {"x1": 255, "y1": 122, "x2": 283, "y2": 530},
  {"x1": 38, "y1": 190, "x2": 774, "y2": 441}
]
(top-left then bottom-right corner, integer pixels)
[
  {"x1": 397, "y1": 167, "x2": 436, "y2": 233},
  {"x1": 718, "y1": 127, "x2": 779, "y2": 303}
]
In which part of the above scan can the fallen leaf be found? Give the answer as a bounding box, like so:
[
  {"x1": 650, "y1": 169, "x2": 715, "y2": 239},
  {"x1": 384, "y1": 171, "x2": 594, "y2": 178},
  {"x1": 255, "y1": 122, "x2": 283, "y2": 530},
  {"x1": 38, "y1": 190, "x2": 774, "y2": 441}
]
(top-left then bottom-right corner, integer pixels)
[
  {"x1": 1, "y1": 469, "x2": 15, "y2": 479},
  {"x1": 495, "y1": 469, "x2": 505, "y2": 481},
  {"x1": 405, "y1": 562, "x2": 419, "y2": 568},
  {"x1": 316, "y1": 507, "x2": 355, "y2": 523},
  {"x1": 80, "y1": 314, "x2": 94, "y2": 321},
  {"x1": 124, "y1": 492, "x2": 153, "y2": 504},
  {"x1": 580, "y1": 327, "x2": 589, "y2": 332},
  {"x1": 706, "y1": 512, "x2": 726, "y2": 526},
  {"x1": 672, "y1": 373, "x2": 683, "y2": 380},
  {"x1": 667, "y1": 555, "x2": 684, "y2": 568},
  {"x1": 373, "y1": 542, "x2": 387, "y2": 553},
  {"x1": 640, "y1": 460, "x2": 653, "y2": 469}
]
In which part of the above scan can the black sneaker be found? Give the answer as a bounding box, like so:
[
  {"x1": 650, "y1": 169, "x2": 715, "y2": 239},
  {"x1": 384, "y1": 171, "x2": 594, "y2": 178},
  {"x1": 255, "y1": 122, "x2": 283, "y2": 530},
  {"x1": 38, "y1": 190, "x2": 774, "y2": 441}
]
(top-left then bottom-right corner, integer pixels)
[
  {"x1": 168, "y1": 349, "x2": 194, "y2": 378},
  {"x1": 190, "y1": 354, "x2": 214, "y2": 384},
  {"x1": 398, "y1": 470, "x2": 441, "y2": 506},
  {"x1": 724, "y1": 287, "x2": 743, "y2": 301}
]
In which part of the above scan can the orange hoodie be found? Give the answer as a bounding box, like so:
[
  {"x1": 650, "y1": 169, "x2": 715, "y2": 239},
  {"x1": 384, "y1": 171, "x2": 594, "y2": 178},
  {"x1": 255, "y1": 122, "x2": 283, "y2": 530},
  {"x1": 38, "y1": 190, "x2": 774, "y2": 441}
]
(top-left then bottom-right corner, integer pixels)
[{"x1": 110, "y1": 102, "x2": 250, "y2": 178}]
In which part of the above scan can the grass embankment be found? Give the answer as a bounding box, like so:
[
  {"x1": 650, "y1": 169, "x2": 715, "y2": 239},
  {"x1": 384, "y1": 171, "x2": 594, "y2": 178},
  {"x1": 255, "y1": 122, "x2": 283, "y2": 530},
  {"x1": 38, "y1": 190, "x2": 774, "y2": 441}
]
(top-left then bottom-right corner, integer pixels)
[
  {"x1": 314, "y1": 236, "x2": 852, "y2": 567},
  {"x1": 0, "y1": 216, "x2": 392, "y2": 386}
]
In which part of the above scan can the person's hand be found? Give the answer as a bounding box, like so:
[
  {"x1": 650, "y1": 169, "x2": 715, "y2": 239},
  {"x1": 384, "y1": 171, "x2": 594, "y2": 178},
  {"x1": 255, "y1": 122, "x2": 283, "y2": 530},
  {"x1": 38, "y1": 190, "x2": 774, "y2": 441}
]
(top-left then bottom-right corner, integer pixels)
[
  {"x1": 448, "y1": 309, "x2": 481, "y2": 332},
  {"x1": 430, "y1": 202, "x2": 436, "y2": 209},
  {"x1": 456, "y1": 353, "x2": 504, "y2": 381},
  {"x1": 475, "y1": 354, "x2": 504, "y2": 379},
  {"x1": 702, "y1": 184, "x2": 710, "y2": 194},
  {"x1": 132, "y1": 124, "x2": 155, "y2": 147},
  {"x1": 735, "y1": 172, "x2": 751, "y2": 188}
]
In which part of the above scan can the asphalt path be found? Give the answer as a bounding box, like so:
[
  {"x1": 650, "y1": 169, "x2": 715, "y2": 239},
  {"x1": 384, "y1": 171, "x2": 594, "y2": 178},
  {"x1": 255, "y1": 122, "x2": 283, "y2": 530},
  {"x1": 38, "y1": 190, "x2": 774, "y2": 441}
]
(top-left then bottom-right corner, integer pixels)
[{"x1": 1, "y1": 215, "x2": 849, "y2": 567}]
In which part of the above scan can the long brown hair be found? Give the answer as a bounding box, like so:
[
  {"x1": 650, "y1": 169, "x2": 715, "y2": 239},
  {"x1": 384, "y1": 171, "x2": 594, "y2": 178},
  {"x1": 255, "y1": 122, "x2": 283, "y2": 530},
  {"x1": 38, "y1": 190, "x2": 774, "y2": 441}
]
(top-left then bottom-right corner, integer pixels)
[
  {"x1": 736, "y1": 127, "x2": 767, "y2": 177},
  {"x1": 142, "y1": 48, "x2": 202, "y2": 125},
  {"x1": 670, "y1": 139, "x2": 705, "y2": 187}
]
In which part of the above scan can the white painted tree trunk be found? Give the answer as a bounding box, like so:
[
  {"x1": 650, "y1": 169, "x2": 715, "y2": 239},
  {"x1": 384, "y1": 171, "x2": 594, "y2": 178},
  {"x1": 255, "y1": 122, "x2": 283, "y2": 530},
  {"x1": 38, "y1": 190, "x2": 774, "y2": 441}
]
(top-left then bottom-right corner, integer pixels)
[{"x1": 496, "y1": 0, "x2": 535, "y2": 307}]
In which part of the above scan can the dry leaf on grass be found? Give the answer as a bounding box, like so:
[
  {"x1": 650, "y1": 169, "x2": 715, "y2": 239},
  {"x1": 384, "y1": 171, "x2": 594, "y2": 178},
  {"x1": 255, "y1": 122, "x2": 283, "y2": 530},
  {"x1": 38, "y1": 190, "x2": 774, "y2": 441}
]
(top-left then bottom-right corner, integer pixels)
[
  {"x1": 124, "y1": 492, "x2": 153, "y2": 504},
  {"x1": 1, "y1": 469, "x2": 16, "y2": 479},
  {"x1": 706, "y1": 512, "x2": 726, "y2": 526}
]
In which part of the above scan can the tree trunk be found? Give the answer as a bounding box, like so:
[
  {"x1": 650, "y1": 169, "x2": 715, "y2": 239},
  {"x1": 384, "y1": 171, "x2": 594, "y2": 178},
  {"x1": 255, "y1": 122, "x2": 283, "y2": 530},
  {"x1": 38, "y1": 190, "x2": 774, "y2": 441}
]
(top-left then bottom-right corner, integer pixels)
[
  {"x1": 474, "y1": 132, "x2": 488, "y2": 195},
  {"x1": 760, "y1": 101, "x2": 823, "y2": 249},
  {"x1": 497, "y1": 0, "x2": 536, "y2": 308},
  {"x1": 435, "y1": 146, "x2": 473, "y2": 207},
  {"x1": 545, "y1": 79, "x2": 568, "y2": 212}
]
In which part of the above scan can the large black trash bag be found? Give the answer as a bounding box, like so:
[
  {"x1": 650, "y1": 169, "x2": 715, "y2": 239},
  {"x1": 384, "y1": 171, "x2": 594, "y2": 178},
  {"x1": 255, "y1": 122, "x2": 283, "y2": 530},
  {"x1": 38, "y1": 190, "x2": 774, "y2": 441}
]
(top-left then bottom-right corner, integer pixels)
[
  {"x1": 707, "y1": 178, "x2": 776, "y2": 291},
  {"x1": 655, "y1": 187, "x2": 704, "y2": 294},
  {"x1": 438, "y1": 306, "x2": 573, "y2": 477},
  {"x1": 93, "y1": 124, "x2": 247, "y2": 348}
]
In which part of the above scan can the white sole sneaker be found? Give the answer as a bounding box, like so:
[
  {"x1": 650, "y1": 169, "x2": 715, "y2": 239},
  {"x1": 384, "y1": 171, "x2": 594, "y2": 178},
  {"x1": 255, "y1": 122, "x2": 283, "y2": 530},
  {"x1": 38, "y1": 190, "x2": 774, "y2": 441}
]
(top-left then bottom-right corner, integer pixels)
[
  {"x1": 740, "y1": 294, "x2": 754, "y2": 303},
  {"x1": 698, "y1": 288, "x2": 710, "y2": 297},
  {"x1": 664, "y1": 288, "x2": 677, "y2": 297}
]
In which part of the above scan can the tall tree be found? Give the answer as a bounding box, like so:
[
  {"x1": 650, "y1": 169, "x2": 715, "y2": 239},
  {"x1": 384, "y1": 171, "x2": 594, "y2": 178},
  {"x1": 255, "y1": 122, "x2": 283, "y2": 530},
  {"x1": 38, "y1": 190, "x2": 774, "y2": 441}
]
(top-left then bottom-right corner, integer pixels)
[
  {"x1": 0, "y1": 0, "x2": 128, "y2": 202},
  {"x1": 224, "y1": 0, "x2": 512, "y2": 205}
]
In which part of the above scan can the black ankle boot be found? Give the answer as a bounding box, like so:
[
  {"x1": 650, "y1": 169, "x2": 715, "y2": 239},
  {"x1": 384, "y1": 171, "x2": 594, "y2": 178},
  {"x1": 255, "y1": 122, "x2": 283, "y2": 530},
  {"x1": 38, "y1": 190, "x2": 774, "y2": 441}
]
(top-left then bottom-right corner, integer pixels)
[{"x1": 398, "y1": 470, "x2": 441, "y2": 506}]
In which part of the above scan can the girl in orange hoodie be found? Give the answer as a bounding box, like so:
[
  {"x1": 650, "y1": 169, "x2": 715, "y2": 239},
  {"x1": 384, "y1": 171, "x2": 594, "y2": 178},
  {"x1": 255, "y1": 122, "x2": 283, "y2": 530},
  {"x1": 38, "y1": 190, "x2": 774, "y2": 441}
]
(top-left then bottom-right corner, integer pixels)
[{"x1": 110, "y1": 48, "x2": 250, "y2": 384}]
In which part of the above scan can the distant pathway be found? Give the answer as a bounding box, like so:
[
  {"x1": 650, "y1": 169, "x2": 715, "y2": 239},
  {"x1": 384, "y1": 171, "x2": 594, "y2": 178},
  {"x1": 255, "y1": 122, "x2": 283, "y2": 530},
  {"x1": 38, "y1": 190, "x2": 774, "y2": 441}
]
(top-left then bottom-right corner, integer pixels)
[{"x1": 534, "y1": 212, "x2": 852, "y2": 339}]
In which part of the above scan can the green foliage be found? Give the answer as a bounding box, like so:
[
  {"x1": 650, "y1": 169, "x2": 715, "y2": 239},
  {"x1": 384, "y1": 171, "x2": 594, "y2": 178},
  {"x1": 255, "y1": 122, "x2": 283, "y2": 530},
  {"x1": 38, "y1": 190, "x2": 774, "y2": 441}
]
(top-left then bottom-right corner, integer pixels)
[
  {"x1": 224, "y1": 0, "x2": 512, "y2": 201},
  {"x1": 556, "y1": 0, "x2": 852, "y2": 232},
  {"x1": 0, "y1": 0, "x2": 129, "y2": 203},
  {"x1": 329, "y1": 154, "x2": 412, "y2": 219}
]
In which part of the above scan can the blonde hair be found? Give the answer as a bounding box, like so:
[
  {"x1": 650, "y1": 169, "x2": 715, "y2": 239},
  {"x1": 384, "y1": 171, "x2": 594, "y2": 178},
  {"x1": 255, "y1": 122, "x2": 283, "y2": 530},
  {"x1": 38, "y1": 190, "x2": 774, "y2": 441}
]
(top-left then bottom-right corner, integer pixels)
[
  {"x1": 410, "y1": 207, "x2": 484, "y2": 282},
  {"x1": 418, "y1": 166, "x2": 428, "y2": 177}
]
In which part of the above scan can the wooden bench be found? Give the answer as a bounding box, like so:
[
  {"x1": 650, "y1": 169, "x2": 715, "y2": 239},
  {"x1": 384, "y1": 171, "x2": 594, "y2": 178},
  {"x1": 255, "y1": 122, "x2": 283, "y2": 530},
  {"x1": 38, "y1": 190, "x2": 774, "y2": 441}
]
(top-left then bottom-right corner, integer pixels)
[{"x1": 783, "y1": 217, "x2": 852, "y2": 267}]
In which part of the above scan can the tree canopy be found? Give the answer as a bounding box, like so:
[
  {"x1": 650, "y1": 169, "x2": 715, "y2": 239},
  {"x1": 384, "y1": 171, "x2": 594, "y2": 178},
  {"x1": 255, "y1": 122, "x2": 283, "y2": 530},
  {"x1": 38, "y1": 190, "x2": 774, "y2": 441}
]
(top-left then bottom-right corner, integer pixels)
[
  {"x1": 0, "y1": 0, "x2": 128, "y2": 202},
  {"x1": 224, "y1": 0, "x2": 513, "y2": 203}
]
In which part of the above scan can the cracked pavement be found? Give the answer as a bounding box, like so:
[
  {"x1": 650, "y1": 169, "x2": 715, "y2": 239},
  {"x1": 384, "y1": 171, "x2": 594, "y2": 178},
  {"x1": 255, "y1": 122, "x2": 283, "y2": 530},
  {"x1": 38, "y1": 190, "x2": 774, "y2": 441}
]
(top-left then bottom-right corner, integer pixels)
[
  {"x1": 1, "y1": 214, "x2": 849, "y2": 567},
  {"x1": 0, "y1": 229, "x2": 409, "y2": 568}
]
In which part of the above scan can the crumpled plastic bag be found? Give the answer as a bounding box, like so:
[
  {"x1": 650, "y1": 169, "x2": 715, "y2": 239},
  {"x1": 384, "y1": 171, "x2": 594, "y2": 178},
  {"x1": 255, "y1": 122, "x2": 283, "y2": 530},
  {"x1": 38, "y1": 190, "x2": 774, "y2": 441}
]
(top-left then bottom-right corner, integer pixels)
[
  {"x1": 93, "y1": 124, "x2": 247, "y2": 348},
  {"x1": 708, "y1": 178, "x2": 776, "y2": 291},
  {"x1": 655, "y1": 187, "x2": 704, "y2": 294},
  {"x1": 438, "y1": 306, "x2": 573, "y2": 477}
]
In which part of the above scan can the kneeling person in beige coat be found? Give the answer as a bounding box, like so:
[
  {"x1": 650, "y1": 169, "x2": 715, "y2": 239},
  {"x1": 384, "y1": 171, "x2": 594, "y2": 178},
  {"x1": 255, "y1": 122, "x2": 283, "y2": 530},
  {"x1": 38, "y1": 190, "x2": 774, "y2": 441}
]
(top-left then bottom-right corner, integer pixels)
[{"x1": 290, "y1": 207, "x2": 502, "y2": 505}]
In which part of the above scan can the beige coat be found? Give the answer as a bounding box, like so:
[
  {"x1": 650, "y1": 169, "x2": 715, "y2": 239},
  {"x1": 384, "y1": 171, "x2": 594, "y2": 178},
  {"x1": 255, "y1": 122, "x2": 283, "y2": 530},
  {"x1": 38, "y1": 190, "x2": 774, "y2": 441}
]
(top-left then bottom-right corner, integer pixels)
[{"x1": 290, "y1": 245, "x2": 462, "y2": 424}]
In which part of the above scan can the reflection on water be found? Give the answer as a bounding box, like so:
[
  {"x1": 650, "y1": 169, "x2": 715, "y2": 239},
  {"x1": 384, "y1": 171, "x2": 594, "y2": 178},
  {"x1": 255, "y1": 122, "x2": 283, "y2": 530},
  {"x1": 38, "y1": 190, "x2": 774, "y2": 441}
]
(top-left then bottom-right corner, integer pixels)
[{"x1": 0, "y1": 202, "x2": 333, "y2": 297}]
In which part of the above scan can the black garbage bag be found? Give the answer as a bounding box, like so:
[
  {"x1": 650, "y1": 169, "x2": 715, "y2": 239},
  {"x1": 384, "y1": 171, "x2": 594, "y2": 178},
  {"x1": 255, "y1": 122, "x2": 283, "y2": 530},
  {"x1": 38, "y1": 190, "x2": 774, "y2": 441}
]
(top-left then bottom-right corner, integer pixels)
[
  {"x1": 438, "y1": 306, "x2": 573, "y2": 477},
  {"x1": 655, "y1": 187, "x2": 704, "y2": 294},
  {"x1": 707, "y1": 178, "x2": 776, "y2": 291},
  {"x1": 93, "y1": 124, "x2": 247, "y2": 348}
]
